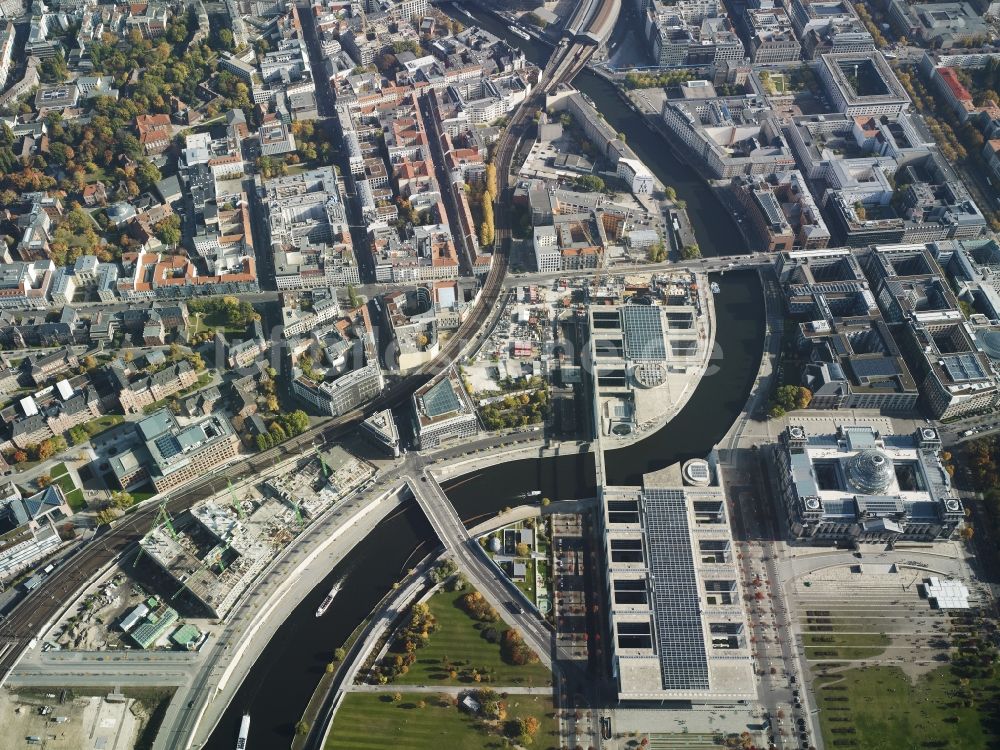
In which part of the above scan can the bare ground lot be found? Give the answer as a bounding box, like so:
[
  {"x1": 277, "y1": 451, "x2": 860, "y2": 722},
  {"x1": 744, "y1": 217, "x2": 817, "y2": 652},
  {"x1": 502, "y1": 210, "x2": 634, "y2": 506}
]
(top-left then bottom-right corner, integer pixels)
[{"x1": 0, "y1": 687, "x2": 171, "y2": 750}]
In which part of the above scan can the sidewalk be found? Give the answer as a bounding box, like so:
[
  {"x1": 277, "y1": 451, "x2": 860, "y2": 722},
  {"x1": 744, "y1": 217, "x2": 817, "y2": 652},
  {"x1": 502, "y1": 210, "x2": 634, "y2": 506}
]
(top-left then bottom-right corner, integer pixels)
[
  {"x1": 157, "y1": 481, "x2": 410, "y2": 750},
  {"x1": 347, "y1": 684, "x2": 551, "y2": 695}
]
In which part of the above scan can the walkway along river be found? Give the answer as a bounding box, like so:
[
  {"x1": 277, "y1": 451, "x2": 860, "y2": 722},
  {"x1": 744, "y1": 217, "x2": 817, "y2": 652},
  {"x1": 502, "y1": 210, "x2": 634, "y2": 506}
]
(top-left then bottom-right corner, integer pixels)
[
  {"x1": 202, "y1": 272, "x2": 763, "y2": 749},
  {"x1": 203, "y1": 7, "x2": 764, "y2": 746},
  {"x1": 439, "y1": 1, "x2": 745, "y2": 256}
]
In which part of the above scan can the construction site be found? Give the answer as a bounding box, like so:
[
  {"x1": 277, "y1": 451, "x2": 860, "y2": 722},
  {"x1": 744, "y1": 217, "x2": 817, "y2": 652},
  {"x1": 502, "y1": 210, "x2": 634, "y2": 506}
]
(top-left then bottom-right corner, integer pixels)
[
  {"x1": 41, "y1": 446, "x2": 376, "y2": 652},
  {"x1": 0, "y1": 689, "x2": 154, "y2": 750}
]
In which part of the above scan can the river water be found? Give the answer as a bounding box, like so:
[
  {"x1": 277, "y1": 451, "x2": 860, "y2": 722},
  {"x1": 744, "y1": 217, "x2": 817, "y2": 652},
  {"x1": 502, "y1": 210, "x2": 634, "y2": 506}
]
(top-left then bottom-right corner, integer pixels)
[{"x1": 203, "y1": 7, "x2": 763, "y2": 747}]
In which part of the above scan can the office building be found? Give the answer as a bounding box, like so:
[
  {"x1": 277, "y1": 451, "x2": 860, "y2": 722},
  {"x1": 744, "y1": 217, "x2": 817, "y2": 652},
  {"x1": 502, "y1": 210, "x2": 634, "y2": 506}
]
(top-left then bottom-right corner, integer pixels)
[
  {"x1": 412, "y1": 369, "x2": 479, "y2": 449},
  {"x1": 602, "y1": 461, "x2": 755, "y2": 702},
  {"x1": 817, "y1": 52, "x2": 911, "y2": 116}
]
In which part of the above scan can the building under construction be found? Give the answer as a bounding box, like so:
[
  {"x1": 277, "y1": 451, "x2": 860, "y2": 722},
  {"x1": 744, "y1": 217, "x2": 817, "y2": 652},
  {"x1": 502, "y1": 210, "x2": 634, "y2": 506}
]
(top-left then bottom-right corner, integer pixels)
[
  {"x1": 137, "y1": 497, "x2": 276, "y2": 619},
  {"x1": 264, "y1": 445, "x2": 375, "y2": 520},
  {"x1": 137, "y1": 446, "x2": 374, "y2": 619}
]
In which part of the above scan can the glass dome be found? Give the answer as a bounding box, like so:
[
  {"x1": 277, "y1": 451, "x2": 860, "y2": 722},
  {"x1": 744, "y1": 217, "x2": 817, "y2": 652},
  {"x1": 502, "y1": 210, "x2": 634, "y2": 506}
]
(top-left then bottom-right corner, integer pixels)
[{"x1": 845, "y1": 449, "x2": 895, "y2": 495}]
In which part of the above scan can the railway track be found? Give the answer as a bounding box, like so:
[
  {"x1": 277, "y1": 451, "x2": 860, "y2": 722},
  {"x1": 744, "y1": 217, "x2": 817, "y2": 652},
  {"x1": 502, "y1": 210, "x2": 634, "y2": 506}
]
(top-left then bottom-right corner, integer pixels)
[
  {"x1": 0, "y1": 66, "x2": 524, "y2": 692},
  {"x1": 0, "y1": 0, "x2": 615, "y2": 695}
]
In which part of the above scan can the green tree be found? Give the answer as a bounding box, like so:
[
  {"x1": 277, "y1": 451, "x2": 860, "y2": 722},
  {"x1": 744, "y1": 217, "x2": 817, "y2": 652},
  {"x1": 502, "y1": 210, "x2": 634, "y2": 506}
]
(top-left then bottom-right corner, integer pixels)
[
  {"x1": 40, "y1": 54, "x2": 69, "y2": 83},
  {"x1": 648, "y1": 242, "x2": 667, "y2": 262},
  {"x1": 110, "y1": 490, "x2": 134, "y2": 509},
  {"x1": 681, "y1": 243, "x2": 701, "y2": 260},
  {"x1": 153, "y1": 215, "x2": 181, "y2": 247},
  {"x1": 287, "y1": 410, "x2": 310, "y2": 435},
  {"x1": 574, "y1": 174, "x2": 605, "y2": 192}
]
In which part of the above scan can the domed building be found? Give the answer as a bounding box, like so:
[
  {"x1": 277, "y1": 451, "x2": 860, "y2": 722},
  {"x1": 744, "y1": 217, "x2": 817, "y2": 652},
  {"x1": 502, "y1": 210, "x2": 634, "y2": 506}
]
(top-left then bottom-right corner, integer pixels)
[
  {"x1": 845, "y1": 449, "x2": 894, "y2": 495},
  {"x1": 774, "y1": 423, "x2": 965, "y2": 543}
]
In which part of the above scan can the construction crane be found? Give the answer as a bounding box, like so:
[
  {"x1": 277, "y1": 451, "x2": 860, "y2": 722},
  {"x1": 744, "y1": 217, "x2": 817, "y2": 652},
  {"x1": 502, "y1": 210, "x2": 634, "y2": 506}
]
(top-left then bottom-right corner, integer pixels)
[
  {"x1": 155, "y1": 500, "x2": 178, "y2": 539},
  {"x1": 227, "y1": 479, "x2": 246, "y2": 520},
  {"x1": 315, "y1": 446, "x2": 330, "y2": 480},
  {"x1": 211, "y1": 543, "x2": 231, "y2": 573},
  {"x1": 135, "y1": 500, "x2": 177, "y2": 566}
]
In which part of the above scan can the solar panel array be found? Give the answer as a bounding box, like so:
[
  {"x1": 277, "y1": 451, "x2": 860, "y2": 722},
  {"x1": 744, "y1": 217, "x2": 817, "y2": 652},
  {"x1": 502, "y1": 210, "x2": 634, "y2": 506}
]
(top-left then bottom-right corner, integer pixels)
[
  {"x1": 643, "y1": 488, "x2": 710, "y2": 691},
  {"x1": 851, "y1": 358, "x2": 903, "y2": 378},
  {"x1": 621, "y1": 306, "x2": 667, "y2": 362},
  {"x1": 154, "y1": 435, "x2": 181, "y2": 460},
  {"x1": 941, "y1": 354, "x2": 987, "y2": 383}
]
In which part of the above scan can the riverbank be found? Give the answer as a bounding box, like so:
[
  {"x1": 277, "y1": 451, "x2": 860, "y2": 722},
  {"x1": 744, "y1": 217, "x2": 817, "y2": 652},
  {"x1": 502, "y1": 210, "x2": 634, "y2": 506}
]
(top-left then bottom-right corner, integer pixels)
[
  {"x1": 174, "y1": 482, "x2": 411, "y2": 750},
  {"x1": 296, "y1": 495, "x2": 593, "y2": 750},
  {"x1": 303, "y1": 554, "x2": 441, "y2": 750},
  {"x1": 204, "y1": 8, "x2": 763, "y2": 746}
]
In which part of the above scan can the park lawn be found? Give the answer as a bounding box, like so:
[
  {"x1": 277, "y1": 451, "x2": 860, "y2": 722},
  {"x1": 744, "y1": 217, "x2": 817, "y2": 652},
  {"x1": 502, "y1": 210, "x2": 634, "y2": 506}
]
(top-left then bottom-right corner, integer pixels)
[
  {"x1": 197, "y1": 310, "x2": 249, "y2": 334},
  {"x1": 804, "y1": 631, "x2": 889, "y2": 660},
  {"x1": 815, "y1": 665, "x2": 999, "y2": 750},
  {"x1": 81, "y1": 414, "x2": 124, "y2": 436},
  {"x1": 514, "y1": 558, "x2": 536, "y2": 602},
  {"x1": 325, "y1": 692, "x2": 559, "y2": 750},
  {"x1": 392, "y1": 588, "x2": 551, "y2": 687},
  {"x1": 49, "y1": 462, "x2": 69, "y2": 479},
  {"x1": 53, "y1": 473, "x2": 76, "y2": 494},
  {"x1": 83, "y1": 167, "x2": 109, "y2": 184},
  {"x1": 64, "y1": 488, "x2": 86, "y2": 511}
]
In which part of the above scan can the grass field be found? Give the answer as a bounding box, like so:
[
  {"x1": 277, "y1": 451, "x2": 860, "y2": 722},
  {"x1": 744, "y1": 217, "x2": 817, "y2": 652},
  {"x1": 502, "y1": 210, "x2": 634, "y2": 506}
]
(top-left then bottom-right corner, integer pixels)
[
  {"x1": 391, "y1": 589, "x2": 551, "y2": 687},
  {"x1": 804, "y1": 631, "x2": 890, "y2": 660},
  {"x1": 47, "y1": 463, "x2": 86, "y2": 510},
  {"x1": 514, "y1": 558, "x2": 536, "y2": 602},
  {"x1": 325, "y1": 692, "x2": 559, "y2": 750},
  {"x1": 815, "y1": 665, "x2": 1000, "y2": 750},
  {"x1": 81, "y1": 414, "x2": 124, "y2": 436},
  {"x1": 64, "y1": 487, "x2": 86, "y2": 511}
]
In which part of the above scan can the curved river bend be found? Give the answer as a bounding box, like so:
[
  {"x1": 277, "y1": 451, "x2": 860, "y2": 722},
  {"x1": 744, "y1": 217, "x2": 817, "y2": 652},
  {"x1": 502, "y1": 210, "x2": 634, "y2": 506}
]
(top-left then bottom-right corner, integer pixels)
[
  {"x1": 204, "y1": 272, "x2": 764, "y2": 749},
  {"x1": 205, "y1": 8, "x2": 765, "y2": 747}
]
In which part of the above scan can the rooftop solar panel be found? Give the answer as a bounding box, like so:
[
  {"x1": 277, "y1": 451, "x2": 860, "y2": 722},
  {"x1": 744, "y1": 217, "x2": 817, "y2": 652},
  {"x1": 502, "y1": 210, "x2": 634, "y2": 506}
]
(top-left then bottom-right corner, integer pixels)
[
  {"x1": 643, "y1": 488, "x2": 710, "y2": 691},
  {"x1": 154, "y1": 435, "x2": 181, "y2": 460},
  {"x1": 942, "y1": 354, "x2": 987, "y2": 383},
  {"x1": 621, "y1": 306, "x2": 667, "y2": 362}
]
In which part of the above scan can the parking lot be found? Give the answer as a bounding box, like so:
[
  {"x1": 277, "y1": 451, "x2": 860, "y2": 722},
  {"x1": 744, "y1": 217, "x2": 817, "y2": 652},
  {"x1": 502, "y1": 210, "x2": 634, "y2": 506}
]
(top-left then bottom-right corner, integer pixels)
[{"x1": 551, "y1": 513, "x2": 590, "y2": 661}]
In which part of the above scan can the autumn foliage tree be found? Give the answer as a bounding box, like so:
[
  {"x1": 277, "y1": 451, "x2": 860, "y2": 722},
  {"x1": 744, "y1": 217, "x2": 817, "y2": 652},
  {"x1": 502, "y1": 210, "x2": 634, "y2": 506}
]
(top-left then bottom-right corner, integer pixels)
[
  {"x1": 500, "y1": 629, "x2": 538, "y2": 666},
  {"x1": 484, "y1": 163, "x2": 497, "y2": 197},
  {"x1": 479, "y1": 191, "x2": 495, "y2": 247},
  {"x1": 460, "y1": 591, "x2": 500, "y2": 622}
]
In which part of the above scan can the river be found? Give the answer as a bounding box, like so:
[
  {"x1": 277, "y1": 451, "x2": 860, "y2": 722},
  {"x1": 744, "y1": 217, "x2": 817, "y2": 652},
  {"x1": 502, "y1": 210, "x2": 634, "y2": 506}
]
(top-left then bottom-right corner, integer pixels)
[
  {"x1": 441, "y1": 2, "x2": 745, "y2": 255},
  {"x1": 203, "y1": 6, "x2": 763, "y2": 747}
]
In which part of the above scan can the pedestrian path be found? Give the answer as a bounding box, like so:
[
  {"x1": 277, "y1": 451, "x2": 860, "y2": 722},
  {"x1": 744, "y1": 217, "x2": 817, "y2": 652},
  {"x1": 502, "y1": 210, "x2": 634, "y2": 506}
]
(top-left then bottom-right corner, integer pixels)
[
  {"x1": 347, "y1": 683, "x2": 550, "y2": 695},
  {"x1": 648, "y1": 733, "x2": 720, "y2": 749}
]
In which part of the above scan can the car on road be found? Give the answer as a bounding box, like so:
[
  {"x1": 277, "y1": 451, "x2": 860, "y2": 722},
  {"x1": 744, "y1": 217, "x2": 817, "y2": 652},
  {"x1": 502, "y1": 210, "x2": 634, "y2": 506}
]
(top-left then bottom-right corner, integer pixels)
[{"x1": 505, "y1": 601, "x2": 524, "y2": 615}]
